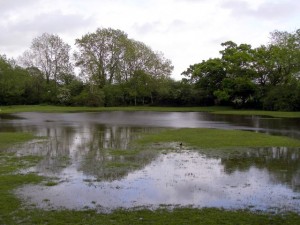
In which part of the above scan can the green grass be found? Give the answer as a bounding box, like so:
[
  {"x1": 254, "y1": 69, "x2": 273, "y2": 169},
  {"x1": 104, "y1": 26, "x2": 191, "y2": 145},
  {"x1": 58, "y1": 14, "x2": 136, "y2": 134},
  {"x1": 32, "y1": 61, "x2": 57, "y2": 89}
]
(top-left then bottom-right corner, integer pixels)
[
  {"x1": 4, "y1": 208, "x2": 300, "y2": 225},
  {"x1": 0, "y1": 105, "x2": 229, "y2": 114},
  {"x1": 0, "y1": 132, "x2": 36, "y2": 149},
  {"x1": 214, "y1": 109, "x2": 300, "y2": 118},
  {"x1": 137, "y1": 128, "x2": 300, "y2": 149},
  {"x1": 2, "y1": 105, "x2": 300, "y2": 118}
]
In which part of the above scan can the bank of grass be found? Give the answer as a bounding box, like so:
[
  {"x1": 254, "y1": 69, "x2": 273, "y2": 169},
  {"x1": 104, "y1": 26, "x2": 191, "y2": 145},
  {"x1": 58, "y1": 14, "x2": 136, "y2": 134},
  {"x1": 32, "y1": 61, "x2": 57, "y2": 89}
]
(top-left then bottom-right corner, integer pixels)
[
  {"x1": 1, "y1": 131, "x2": 300, "y2": 224},
  {"x1": 2, "y1": 105, "x2": 300, "y2": 118},
  {"x1": 214, "y1": 109, "x2": 300, "y2": 118},
  {"x1": 0, "y1": 105, "x2": 229, "y2": 114},
  {"x1": 137, "y1": 128, "x2": 300, "y2": 149}
]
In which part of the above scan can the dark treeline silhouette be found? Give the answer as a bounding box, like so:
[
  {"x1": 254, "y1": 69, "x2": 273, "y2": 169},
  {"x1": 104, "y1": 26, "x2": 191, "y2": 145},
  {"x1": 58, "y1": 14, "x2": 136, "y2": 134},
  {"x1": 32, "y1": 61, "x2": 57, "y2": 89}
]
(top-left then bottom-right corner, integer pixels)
[{"x1": 1, "y1": 28, "x2": 300, "y2": 110}]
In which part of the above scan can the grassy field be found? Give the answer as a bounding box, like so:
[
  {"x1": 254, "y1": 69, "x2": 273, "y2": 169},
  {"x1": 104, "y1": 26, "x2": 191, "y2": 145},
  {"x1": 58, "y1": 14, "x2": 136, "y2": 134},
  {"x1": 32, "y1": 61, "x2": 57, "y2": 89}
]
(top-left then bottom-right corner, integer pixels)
[
  {"x1": 0, "y1": 105, "x2": 228, "y2": 114},
  {"x1": 137, "y1": 128, "x2": 300, "y2": 149},
  {"x1": 213, "y1": 109, "x2": 300, "y2": 118},
  {"x1": 1, "y1": 105, "x2": 300, "y2": 118}
]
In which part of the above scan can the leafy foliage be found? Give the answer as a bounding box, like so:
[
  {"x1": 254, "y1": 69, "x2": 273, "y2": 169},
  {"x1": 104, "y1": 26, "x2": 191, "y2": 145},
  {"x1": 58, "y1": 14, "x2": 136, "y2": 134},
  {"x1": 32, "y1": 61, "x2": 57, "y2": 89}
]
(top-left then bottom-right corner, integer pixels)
[
  {"x1": 1, "y1": 28, "x2": 300, "y2": 110},
  {"x1": 183, "y1": 28, "x2": 300, "y2": 110}
]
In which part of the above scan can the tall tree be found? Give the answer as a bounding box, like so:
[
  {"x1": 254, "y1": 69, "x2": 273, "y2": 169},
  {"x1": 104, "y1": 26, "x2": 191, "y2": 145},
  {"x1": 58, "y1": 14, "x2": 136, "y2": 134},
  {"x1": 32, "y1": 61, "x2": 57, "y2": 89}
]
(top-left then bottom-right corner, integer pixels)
[
  {"x1": 74, "y1": 27, "x2": 173, "y2": 87},
  {"x1": 19, "y1": 33, "x2": 73, "y2": 84},
  {"x1": 74, "y1": 28, "x2": 128, "y2": 87}
]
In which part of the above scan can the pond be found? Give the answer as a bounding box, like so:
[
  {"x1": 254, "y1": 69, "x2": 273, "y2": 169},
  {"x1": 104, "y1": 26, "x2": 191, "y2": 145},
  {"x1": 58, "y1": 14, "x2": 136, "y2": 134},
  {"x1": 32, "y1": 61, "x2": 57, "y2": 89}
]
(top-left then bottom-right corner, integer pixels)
[{"x1": 1, "y1": 111, "x2": 300, "y2": 213}]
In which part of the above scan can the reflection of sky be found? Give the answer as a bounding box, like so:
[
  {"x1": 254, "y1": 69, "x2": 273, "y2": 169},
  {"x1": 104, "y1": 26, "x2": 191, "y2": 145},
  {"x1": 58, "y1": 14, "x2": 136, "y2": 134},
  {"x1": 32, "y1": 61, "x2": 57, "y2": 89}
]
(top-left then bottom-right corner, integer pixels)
[
  {"x1": 3, "y1": 112, "x2": 300, "y2": 212},
  {"x1": 16, "y1": 151, "x2": 300, "y2": 213}
]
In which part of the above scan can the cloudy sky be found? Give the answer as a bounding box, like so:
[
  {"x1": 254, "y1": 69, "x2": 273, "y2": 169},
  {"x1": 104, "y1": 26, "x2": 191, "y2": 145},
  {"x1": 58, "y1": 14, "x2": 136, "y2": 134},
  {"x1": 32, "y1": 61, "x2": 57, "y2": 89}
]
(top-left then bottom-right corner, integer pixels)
[{"x1": 1, "y1": 0, "x2": 299, "y2": 80}]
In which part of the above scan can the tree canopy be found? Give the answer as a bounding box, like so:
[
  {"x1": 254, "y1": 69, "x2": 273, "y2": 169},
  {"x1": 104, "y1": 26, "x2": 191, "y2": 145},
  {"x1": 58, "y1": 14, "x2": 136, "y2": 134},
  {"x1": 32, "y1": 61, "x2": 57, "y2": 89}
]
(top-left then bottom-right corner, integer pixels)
[
  {"x1": 182, "y1": 28, "x2": 300, "y2": 110},
  {"x1": 1, "y1": 27, "x2": 300, "y2": 110}
]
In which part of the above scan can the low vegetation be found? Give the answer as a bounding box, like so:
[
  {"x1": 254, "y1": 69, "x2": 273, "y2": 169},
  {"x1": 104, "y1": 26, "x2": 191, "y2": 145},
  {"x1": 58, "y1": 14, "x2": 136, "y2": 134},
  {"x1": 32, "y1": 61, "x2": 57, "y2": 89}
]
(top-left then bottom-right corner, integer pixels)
[
  {"x1": 0, "y1": 105, "x2": 228, "y2": 114},
  {"x1": 0, "y1": 132, "x2": 36, "y2": 149},
  {"x1": 137, "y1": 128, "x2": 300, "y2": 149}
]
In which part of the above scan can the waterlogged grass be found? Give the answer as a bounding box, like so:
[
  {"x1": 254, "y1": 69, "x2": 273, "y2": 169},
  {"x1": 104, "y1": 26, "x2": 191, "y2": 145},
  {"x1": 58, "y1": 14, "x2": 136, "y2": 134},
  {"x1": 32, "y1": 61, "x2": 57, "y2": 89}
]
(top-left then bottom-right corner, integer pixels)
[
  {"x1": 0, "y1": 132, "x2": 36, "y2": 149},
  {"x1": 3, "y1": 208, "x2": 300, "y2": 225},
  {"x1": 137, "y1": 128, "x2": 300, "y2": 149},
  {"x1": 1, "y1": 127, "x2": 300, "y2": 223},
  {"x1": 0, "y1": 152, "x2": 43, "y2": 224}
]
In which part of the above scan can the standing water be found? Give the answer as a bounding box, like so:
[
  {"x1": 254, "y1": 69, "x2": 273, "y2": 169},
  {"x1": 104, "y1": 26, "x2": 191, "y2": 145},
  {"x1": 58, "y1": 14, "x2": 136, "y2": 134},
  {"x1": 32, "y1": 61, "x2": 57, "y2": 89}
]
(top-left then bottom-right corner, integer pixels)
[{"x1": 1, "y1": 111, "x2": 300, "y2": 213}]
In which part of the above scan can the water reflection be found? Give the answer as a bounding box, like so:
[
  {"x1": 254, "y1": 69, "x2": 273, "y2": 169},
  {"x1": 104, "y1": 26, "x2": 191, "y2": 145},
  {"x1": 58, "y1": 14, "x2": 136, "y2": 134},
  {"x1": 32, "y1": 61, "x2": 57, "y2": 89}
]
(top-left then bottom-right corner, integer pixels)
[
  {"x1": 14, "y1": 125, "x2": 157, "y2": 180},
  {"x1": 16, "y1": 150, "x2": 300, "y2": 213},
  {"x1": 221, "y1": 147, "x2": 300, "y2": 192},
  {"x1": 1, "y1": 111, "x2": 300, "y2": 212}
]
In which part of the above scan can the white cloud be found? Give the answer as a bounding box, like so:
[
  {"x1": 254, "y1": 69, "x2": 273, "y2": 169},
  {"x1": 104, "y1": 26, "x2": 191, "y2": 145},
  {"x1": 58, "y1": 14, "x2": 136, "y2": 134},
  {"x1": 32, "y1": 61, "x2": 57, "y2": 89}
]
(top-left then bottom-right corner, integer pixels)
[
  {"x1": 0, "y1": 0, "x2": 299, "y2": 79},
  {"x1": 221, "y1": 0, "x2": 300, "y2": 20}
]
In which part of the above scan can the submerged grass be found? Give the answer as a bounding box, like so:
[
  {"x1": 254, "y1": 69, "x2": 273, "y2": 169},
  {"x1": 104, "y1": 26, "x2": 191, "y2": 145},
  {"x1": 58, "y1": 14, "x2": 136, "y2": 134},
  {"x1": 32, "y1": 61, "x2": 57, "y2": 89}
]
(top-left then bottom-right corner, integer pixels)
[
  {"x1": 137, "y1": 128, "x2": 300, "y2": 149},
  {"x1": 1, "y1": 125, "x2": 300, "y2": 223}
]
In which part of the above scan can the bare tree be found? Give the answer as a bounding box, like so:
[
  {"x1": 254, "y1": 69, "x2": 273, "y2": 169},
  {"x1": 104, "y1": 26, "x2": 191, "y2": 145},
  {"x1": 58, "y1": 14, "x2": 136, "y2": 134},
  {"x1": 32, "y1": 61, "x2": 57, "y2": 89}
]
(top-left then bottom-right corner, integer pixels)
[{"x1": 19, "y1": 33, "x2": 73, "y2": 84}]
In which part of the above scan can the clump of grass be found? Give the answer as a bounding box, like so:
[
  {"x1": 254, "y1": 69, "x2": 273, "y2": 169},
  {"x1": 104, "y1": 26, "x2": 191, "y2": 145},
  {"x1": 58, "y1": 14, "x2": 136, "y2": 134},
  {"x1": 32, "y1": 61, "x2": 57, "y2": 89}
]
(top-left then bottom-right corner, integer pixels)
[
  {"x1": 106, "y1": 148, "x2": 141, "y2": 156},
  {"x1": 137, "y1": 128, "x2": 300, "y2": 149},
  {"x1": 0, "y1": 132, "x2": 36, "y2": 150},
  {"x1": 44, "y1": 181, "x2": 59, "y2": 187}
]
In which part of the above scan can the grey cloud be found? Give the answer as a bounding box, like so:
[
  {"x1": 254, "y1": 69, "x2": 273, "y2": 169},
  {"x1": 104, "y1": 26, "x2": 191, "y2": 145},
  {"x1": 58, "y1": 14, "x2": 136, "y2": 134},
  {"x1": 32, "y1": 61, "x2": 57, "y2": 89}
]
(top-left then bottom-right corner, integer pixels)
[
  {"x1": 174, "y1": 0, "x2": 208, "y2": 2},
  {"x1": 167, "y1": 20, "x2": 189, "y2": 32},
  {"x1": 133, "y1": 20, "x2": 192, "y2": 35},
  {"x1": 133, "y1": 21, "x2": 162, "y2": 35},
  {"x1": 0, "y1": 0, "x2": 38, "y2": 15},
  {"x1": 0, "y1": 11, "x2": 94, "y2": 56},
  {"x1": 221, "y1": 0, "x2": 299, "y2": 20},
  {"x1": 12, "y1": 11, "x2": 94, "y2": 34}
]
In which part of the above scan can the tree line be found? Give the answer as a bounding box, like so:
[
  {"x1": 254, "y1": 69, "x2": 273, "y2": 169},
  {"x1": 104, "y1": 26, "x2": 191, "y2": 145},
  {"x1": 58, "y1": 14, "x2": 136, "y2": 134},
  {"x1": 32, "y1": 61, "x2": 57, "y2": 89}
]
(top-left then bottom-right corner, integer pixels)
[
  {"x1": 182, "y1": 29, "x2": 300, "y2": 111},
  {"x1": 1, "y1": 28, "x2": 300, "y2": 110}
]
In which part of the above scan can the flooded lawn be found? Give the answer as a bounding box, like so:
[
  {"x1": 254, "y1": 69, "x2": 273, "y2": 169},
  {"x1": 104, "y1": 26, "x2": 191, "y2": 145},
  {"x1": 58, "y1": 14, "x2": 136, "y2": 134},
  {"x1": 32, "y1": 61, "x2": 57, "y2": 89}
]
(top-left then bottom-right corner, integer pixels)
[{"x1": 1, "y1": 111, "x2": 300, "y2": 213}]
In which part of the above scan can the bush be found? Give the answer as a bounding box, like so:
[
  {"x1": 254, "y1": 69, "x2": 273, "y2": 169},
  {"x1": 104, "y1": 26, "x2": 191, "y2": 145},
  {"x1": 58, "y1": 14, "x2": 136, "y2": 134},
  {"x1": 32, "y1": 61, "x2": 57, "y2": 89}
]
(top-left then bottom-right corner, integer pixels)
[{"x1": 263, "y1": 83, "x2": 300, "y2": 111}]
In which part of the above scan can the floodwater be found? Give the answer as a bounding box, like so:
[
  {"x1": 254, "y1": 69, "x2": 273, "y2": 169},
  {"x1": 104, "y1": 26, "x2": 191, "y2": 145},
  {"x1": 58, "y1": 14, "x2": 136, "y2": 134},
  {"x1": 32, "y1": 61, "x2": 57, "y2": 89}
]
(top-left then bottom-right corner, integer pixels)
[{"x1": 1, "y1": 111, "x2": 300, "y2": 213}]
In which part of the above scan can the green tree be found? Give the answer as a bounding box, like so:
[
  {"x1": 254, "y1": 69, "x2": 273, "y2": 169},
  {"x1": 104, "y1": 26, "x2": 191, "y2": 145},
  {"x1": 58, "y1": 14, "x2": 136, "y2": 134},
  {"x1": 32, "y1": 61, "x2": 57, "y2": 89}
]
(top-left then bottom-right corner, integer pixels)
[
  {"x1": 74, "y1": 27, "x2": 173, "y2": 88},
  {"x1": 0, "y1": 55, "x2": 30, "y2": 105}
]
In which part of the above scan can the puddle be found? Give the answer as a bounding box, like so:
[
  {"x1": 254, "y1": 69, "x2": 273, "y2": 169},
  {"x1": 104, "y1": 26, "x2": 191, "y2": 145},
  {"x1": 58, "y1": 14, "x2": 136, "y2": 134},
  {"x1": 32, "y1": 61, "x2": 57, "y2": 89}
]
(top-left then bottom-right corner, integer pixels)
[{"x1": 16, "y1": 150, "x2": 300, "y2": 213}]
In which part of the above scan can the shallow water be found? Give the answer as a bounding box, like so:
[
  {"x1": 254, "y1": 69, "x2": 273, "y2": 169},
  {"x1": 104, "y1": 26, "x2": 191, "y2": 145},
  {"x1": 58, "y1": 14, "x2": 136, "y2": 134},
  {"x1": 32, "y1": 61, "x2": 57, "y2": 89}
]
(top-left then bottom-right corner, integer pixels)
[
  {"x1": 16, "y1": 149, "x2": 300, "y2": 213},
  {"x1": 1, "y1": 111, "x2": 300, "y2": 212}
]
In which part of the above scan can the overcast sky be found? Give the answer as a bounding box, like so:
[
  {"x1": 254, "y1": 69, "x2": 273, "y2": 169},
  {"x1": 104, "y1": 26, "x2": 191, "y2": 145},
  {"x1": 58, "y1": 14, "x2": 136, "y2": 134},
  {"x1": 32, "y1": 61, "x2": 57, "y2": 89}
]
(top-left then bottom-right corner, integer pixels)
[{"x1": 1, "y1": 0, "x2": 299, "y2": 80}]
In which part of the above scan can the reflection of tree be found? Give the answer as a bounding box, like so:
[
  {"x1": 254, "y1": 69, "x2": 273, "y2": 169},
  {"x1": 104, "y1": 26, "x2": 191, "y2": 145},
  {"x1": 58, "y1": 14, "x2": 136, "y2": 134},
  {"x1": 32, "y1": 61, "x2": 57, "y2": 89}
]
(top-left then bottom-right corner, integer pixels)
[
  {"x1": 202, "y1": 113, "x2": 300, "y2": 139},
  {"x1": 79, "y1": 148, "x2": 157, "y2": 181},
  {"x1": 221, "y1": 147, "x2": 300, "y2": 191},
  {"x1": 78, "y1": 126, "x2": 158, "y2": 181},
  {"x1": 15, "y1": 123, "x2": 158, "y2": 180}
]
